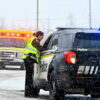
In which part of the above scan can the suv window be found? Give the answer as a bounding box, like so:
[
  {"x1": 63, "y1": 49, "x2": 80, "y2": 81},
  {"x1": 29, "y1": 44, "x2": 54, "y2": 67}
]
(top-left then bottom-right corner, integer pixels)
[
  {"x1": 59, "y1": 34, "x2": 74, "y2": 48},
  {"x1": 47, "y1": 34, "x2": 59, "y2": 50},
  {"x1": 73, "y1": 32, "x2": 100, "y2": 48},
  {"x1": 43, "y1": 34, "x2": 53, "y2": 50}
]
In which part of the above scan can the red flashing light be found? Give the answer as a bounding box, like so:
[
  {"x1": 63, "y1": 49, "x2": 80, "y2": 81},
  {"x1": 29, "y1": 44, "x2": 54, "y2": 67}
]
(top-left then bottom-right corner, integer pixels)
[
  {"x1": 21, "y1": 33, "x2": 26, "y2": 37},
  {"x1": 76, "y1": 77, "x2": 89, "y2": 79},
  {"x1": 64, "y1": 52, "x2": 76, "y2": 64},
  {"x1": 0, "y1": 32, "x2": 6, "y2": 36},
  {"x1": 0, "y1": 32, "x2": 31, "y2": 38}
]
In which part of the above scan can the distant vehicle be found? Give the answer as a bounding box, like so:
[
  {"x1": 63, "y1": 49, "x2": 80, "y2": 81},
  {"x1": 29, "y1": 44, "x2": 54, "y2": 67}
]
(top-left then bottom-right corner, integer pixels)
[
  {"x1": 0, "y1": 30, "x2": 33, "y2": 69},
  {"x1": 25, "y1": 28, "x2": 100, "y2": 100}
]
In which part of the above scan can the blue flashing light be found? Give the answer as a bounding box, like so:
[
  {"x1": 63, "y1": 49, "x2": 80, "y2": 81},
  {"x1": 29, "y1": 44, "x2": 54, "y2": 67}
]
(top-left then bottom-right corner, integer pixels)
[{"x1": 98, "y1": 28, "x2": 100, "y2": 31}]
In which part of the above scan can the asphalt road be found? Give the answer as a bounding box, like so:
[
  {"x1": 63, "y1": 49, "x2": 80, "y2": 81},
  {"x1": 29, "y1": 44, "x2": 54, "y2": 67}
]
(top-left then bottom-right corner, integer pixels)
[{"x1": 0, "y1": 69, "x2": 99, "y2": 100}]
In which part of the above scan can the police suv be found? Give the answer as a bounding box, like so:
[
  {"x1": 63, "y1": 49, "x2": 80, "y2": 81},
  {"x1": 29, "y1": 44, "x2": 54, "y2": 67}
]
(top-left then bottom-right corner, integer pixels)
[{"x1": 25, "y1": 28, "x2": 100, "y2": 100}]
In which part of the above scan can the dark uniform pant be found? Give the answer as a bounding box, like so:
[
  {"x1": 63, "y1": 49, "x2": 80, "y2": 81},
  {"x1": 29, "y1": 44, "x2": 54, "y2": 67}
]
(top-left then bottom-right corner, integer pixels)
[{"x1": 24, "y1": 59, "x2": 34, "y2": 97}]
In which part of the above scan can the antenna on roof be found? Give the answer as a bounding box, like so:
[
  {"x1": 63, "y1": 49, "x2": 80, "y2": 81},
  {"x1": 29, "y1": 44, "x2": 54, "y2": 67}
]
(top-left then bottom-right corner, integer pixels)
[{"x1": 89, "y1": 0, "x2": 92, "y2": 29}]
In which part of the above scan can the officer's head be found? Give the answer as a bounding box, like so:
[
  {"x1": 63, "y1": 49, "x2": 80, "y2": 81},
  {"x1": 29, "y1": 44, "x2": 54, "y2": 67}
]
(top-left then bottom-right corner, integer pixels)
[{"x1": 35, "y1": 31, "x2": 44, "y2": 41}]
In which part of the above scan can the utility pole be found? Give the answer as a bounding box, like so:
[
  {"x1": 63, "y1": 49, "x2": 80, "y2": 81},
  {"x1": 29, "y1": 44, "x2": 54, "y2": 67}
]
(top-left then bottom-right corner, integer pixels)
[
  {"x1": 47, "y1": 19, "x2": 50, "y2": 34},
  {"x1": 89, "y1": 0, "x2": 92, "y2": 28},
  {"x1": 36, "y1": 0, "x2": 39, "y2": 31}
]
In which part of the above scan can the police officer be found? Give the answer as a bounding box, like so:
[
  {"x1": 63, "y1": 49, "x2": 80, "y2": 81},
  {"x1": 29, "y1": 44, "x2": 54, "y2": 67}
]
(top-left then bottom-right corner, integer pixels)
[{"x1": 22, "y1": 31, "x2": 44, "y2": 97}]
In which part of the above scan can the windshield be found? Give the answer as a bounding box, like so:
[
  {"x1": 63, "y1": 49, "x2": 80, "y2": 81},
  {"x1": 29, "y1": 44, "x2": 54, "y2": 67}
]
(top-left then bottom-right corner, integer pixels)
[
  {"x1": 0, "y1": 38, "x2": 25, "y2": 48},
  {"x1": 74, "y1": 33, "x2": 100, "y2": 48}
]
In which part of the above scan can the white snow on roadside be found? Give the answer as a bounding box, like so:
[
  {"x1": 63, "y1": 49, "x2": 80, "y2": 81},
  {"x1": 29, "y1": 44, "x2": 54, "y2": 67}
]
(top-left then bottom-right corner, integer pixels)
[
  {"x1": 0, "y1": 70, "x2": 25, "y2": 90},
  {"x1": 0, "y1": 70, "x2": 49, "y2": 100},
  {"x1": 0, "y1": 89, "x2": 48, "y2": 100}
]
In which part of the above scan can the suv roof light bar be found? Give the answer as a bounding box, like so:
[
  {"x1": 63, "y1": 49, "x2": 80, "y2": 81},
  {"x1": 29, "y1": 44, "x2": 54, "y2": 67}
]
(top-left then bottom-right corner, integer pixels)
[{"x1": 56, "y1": 27, "x2": 99, "y2": 31}]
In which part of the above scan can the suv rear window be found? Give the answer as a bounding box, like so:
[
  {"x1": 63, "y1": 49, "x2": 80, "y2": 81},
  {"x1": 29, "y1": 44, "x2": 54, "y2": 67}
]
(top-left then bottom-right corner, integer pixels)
[
  {"x1": 74, "y1": 32, "x2": 100, "y2": 48},
  {"x1": 60, "y1": 34, "x2": 74, "y2": 48}
]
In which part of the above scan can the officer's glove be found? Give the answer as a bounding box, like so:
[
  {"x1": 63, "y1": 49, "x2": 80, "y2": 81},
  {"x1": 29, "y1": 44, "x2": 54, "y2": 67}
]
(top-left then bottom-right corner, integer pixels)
[{"x1": 28, "y1": 53, "x2": 37, "y2": 63}]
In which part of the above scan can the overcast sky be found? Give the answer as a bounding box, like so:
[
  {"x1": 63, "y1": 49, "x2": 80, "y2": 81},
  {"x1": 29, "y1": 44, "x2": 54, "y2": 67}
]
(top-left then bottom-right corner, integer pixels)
[{"x1": 0, "y1": 0, "x2": 99, "y2": 32}]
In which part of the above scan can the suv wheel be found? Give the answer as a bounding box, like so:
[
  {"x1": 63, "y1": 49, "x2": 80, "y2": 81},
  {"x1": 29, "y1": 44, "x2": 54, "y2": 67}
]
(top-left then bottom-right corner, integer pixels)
[
  {"x1": 25, "y1": 64, "x2": 40, "y2": 98},
  {"x1": 49, "y1": 72, "x2": 64, "y2": 100}
]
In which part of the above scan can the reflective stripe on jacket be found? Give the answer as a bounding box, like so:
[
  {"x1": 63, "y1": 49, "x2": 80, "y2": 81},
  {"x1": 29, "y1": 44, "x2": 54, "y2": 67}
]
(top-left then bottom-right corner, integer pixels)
[{"x1": 21, "y1": 36, "x2": 40, "y2": 62}]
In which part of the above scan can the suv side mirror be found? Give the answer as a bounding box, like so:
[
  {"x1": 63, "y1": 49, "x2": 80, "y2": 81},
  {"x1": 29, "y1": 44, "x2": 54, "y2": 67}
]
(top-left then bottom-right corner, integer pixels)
[{"x1": 41, "y1": 45, "x2": 58, "y2": 55}]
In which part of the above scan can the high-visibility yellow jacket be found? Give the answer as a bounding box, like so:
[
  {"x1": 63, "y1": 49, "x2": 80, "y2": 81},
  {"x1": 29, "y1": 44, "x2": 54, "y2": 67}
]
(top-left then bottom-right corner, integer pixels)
[{"x1": 21, "y1": 36, "x2": 40, "y2": 62}]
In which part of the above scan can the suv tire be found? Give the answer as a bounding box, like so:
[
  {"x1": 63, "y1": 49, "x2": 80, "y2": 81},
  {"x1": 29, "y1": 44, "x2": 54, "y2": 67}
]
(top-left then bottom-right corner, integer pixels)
[{"x1": 49, "y1": 72, "x2": 64, "y2": 100}]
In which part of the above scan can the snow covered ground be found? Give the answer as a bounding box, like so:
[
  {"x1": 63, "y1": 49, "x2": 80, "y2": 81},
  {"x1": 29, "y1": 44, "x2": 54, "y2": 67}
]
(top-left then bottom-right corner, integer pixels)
[
  {"x1": 0, "y1": 70, "x2": 99, "y2": 100},
  {"x1": 0, "y1": 70, "x2": 49, "y2": 100}
]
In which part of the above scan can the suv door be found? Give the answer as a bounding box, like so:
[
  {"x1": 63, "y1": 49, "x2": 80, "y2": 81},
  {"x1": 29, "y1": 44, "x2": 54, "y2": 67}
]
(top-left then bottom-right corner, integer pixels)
[
  {"x1": 34, "y1": 34, "x2": 53, "y2": 80},
  {"x1": 39, "y1": 34, "x2": 59, "y2": 80}
]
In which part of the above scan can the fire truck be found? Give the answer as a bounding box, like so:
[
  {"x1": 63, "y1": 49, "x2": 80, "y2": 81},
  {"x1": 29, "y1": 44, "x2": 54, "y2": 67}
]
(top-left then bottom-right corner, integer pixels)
[{"x1": 0, "y1": 30, "x2": 33, "y2": 69}]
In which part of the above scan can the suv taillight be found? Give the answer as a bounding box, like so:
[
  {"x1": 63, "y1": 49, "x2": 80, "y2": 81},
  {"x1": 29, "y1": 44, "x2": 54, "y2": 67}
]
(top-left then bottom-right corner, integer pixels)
[{"x1": 64, "y1": 52, "x2": 76, "y2": 64}]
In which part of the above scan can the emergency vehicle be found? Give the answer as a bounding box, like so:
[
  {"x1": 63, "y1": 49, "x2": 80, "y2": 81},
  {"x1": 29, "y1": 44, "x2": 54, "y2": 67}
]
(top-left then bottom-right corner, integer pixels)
[
  {"x1": 25, "y1": 28, "x2": 100, "y2": 100},
  {"x1": 0, "y1": 30, "x2": 33, "y2": 69}
]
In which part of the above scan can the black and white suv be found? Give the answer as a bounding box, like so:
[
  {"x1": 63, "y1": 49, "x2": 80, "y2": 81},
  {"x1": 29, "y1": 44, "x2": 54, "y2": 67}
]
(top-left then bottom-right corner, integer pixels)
[{"x1": 25, "y1": 28, "x2": 100, "y2": 100}]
